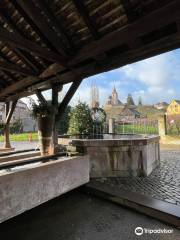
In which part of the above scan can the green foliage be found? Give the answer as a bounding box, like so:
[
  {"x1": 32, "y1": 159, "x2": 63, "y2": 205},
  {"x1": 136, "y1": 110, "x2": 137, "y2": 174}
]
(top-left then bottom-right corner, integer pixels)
[
  {"x1": 10, "y1": 120, "x2": 23, "y2": 134},
  {"x1": 31, "y1": 101, "x2": 56, "y2": 119},
  {"x1": 0, "y1": 122, "x2": 4, "y2": 134},
  {"x1": 58, "y1": 105, "x2": 71, "y2": 134},
  {"x1": 68, "y1": 102, "x2": 93, "y2": 135},
  {"x1": 127, "y1": 93, "x2": 135, "y2": 106},
  {"x1": 0, "y1": 120, "x2": 22, "y2": 134}
]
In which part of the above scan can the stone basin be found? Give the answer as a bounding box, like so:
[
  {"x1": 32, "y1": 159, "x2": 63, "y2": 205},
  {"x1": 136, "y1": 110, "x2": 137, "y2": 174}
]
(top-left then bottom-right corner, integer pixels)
[{"x1": 72, "y1": 134, "x2": 160, "y2": 177}]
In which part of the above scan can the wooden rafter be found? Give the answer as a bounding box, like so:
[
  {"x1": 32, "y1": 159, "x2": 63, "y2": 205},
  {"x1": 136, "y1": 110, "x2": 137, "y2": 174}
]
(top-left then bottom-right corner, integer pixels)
[
  {"x1": 0, "y1": 27, "x2": 66, "y2": 64},
  {"x1": 121, "y1": 0, "x2": 138, "y2": 22},
  {"x1": 0, "y1": 60, "x2": 35, "y2": 76},
  {"x1": 36, "y1": 90, "x2": 47, "y2": 105},
  {"x1": 0, "y1": 76, "x2": 39, "y2": 99},
  {"x1": 35, "y1": 0, "x2": 73, "y2": 51},
  {"x1": 11, "y1": 0, "x2": 60, "y2": 54},
  {"x1": 69, "y1": 1, "x2": 180, "y2": 66},
  {"x1": 0, "y1": 8, "x2": 39, "y2": 73},
  {"x1": 73, "y1": 0, "x2": 99, "y2": 39},
  {"x1": 5, "y1": 100, "x2": 18, "y2": 125},
  {"x1": 15, "y1": 0, "x2": 68, "y2": 58}
]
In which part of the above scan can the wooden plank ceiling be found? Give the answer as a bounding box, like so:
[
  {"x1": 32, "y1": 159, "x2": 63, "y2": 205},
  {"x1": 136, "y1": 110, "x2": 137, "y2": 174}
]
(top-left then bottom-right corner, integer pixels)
[{"x1": 0, "y1": 0, "x2": 179, "y2": 101}]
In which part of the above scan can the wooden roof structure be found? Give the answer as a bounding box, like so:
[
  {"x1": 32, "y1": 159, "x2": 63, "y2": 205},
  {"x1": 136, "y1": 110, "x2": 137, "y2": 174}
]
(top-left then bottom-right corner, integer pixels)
[{"x1": 0, "y1": 0, "x2": 180, "y2": 102}]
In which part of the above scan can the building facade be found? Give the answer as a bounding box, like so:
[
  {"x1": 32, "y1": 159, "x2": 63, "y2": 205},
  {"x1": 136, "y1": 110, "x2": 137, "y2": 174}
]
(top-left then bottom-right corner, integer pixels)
[
  {"x1": 166, "y1": 100, "x2": 180, "y2": 115},
  {"x1": 0, "y1": 100, "x2": 37, "y2": 132}
]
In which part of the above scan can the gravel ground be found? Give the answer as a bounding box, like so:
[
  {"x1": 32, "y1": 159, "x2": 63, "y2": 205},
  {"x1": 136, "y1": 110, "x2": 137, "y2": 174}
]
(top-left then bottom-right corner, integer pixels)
[
  {"x1": 94, "y1": 149, "x2": 180, "y2": 206},
  {"x1": 0, "y1": 190, "x2": 179, "y2": 240}
]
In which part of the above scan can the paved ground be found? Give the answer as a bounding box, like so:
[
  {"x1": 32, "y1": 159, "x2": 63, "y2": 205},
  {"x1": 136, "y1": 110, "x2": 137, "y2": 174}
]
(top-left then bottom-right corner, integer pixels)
[
  {"x1": 94, "y1": 149, "x2": 180, "y2": 206},
  {"x1": 0, "y1": 141, "x2": 38, "y2": 150},
  {"x1": 0, "y1": 190, "x2": 179, "y2": 240}
]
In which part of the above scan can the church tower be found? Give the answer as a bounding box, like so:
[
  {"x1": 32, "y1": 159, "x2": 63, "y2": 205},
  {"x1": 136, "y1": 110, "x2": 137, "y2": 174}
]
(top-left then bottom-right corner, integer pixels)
[
  {"x1": 91, "y1": 82, "x2": 99, "y2": 108},
  {"x1": 111, "y1": 86, "x2": 118, "y2": 105}
]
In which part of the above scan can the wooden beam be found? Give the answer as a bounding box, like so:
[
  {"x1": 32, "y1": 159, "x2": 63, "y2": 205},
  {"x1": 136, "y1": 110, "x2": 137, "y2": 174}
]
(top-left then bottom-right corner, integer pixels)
[
  {"x1": 69, "y1": 1, "x2": 180, "y2": 66},
  {"x1": 121, "y1": 0, "x2": 138, "y2": 22},
  {"x1": 35, "y1": 0, "x2": 73, "y2": 51},
  {"x1": 0, "y1": 76, "x2": 39, "y2": 99},
  {"x1": 52, "y1": 83, "x2": 61, "y2": 153},
  {"x1": 43, "y1": 32, "x2": 180, "y2": 86},
  {"x1": 5, "y1": 91, "x2": 35, "y2": 102},
  {"x1": 4, "y1": 102, "x2": 11, "y2": 148},
  {"x1": 58, "y1": 79, "x2": 82, "y2": 118},
  {"x1": 0, "y1": 8, "x2": 39, "y2": 73},
  {"x1": 0, "y1": 60, "x2": 35, "y2": 76},
  {"x1": 73, "y1": 0, "x2": 99, "y2": 39},
  {"x1": 16, "y1": 0, "x2": 68, "y2": 57},
  {"x1": 36, "y1": 90, "x2": 47, "y2": 105},
  {"x1": 1, "y1": 75, "x2": 62, "y2": 101},
  {"x1": 3, "y1": 100, "x2": 17, "y2": 148},
  {"x1": 1, "y1": 15, "x2": 180, "y2": 101},
  {"x1": 5, "y1": 100, "x2": 18, "y2": 125},
  {"x1": 0, "y1": 27, "x2": 65, "y2": 63}
]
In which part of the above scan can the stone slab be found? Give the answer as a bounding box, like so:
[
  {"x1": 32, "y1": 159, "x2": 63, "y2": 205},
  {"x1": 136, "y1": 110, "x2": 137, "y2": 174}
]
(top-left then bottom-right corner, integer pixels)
[{"x1": 0, "y1": 155, "x2": 89, "y2": 223}]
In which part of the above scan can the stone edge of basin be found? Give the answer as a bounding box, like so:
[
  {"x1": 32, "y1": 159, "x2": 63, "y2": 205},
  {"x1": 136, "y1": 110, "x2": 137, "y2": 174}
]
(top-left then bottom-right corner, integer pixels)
[
  {"x1": 0, "y1": 155, "x2": 89, "y2": 223},
  {"x1": 80, "y1": 181, "x2": 180, "y2": 228},
  {"x1": 71, "y1": 135, "x2": 160, "y2": 147},
  {"x1": 0, "y1": 155, "x2": 83, "y2": 176}
]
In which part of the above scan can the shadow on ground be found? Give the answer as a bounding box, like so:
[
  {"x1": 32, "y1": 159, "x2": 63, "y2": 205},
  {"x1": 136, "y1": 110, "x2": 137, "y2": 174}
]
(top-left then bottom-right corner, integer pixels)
[{"x1": 0, "y1": 190, "x2": 179, "y2": 240}]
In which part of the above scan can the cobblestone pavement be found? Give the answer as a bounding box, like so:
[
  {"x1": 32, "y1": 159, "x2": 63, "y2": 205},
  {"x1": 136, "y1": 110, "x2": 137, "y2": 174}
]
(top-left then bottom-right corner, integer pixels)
[{"x1": 95, "y1": 150, "x2": 180, "y2": 206}]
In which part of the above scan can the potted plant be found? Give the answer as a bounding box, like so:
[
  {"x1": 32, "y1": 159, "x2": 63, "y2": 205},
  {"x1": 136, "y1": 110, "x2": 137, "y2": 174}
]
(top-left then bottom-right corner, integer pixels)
[{"x1": 32, "y1": 101, "x2": 56, "y2": 156}]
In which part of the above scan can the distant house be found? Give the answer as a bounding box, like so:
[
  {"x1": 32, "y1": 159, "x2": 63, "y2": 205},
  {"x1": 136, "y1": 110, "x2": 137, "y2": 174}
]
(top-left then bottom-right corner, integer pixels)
[
  {"x1": 154, "y1": 102, "x2": 168, "y2": 110},
  {"x1": 118, "y1": 106, "x2": 140, "y2": 122},
  {"x1": 0, "y1": 100, "x2": 37, "y2": 132},
  {"x1": 166, "y1": 100, "x2": 180, "y2": 115},
  {"x1": 0, "y1": 100, "x2": 30, "y2": 122}
]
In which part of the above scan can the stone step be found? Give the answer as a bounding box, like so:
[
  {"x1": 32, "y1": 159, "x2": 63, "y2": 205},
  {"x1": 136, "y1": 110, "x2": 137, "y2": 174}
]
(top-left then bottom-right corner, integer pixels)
[{"x1": 81, "y1": 181, "x2": 180, "y2": 227}]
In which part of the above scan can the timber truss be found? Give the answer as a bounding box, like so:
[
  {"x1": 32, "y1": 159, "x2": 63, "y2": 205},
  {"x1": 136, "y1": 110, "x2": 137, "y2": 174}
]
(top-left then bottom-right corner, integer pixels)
[{"x1": 0, "y1": 0, "x2": 179, "y2": 102}]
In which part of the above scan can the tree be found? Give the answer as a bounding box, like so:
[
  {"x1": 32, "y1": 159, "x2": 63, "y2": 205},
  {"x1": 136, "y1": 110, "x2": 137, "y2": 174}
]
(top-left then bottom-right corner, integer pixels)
[
  {"x1": 138, "y1": 96, "x2": 143, "y2": 106},
  {"x1": 58, "y1": 105, "x2": 71, "y2": 134},
  {"x1": 68, "y1": 102, "x2": 93, "y2": 135},
  {"x1": 127, "y1": 93, "x2": 135, "y2": 106}
]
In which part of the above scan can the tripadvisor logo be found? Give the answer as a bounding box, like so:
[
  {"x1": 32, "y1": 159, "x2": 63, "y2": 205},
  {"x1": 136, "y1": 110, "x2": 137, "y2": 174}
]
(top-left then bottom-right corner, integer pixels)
[
  {"x1": 135, "y1": 227, "x2": 173, "y2": 235},
  {"x1": 135, "y1": 227, "x2": 143, "y2": 236}
]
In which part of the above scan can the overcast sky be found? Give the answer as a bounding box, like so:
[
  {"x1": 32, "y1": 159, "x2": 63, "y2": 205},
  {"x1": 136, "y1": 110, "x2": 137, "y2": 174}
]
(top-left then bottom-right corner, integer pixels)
[{"x1": 23, "y1": 48, "x2": 180, "y2": 107}]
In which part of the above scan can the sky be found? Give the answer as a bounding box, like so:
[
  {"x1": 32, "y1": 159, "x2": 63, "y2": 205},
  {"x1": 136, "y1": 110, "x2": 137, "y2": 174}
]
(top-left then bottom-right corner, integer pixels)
[{"x1": 23, "y1": 48, "x2": 180, "y2": 107}]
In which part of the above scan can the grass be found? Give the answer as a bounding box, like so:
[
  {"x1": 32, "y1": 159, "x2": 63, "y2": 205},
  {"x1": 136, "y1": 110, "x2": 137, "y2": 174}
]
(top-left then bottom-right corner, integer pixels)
[
  {"x1": 0, "y1": 132, "x2": 38, "y2": 142},
  {"x1": 115, "y1": 124, "x2": 158, "y2": 134}
]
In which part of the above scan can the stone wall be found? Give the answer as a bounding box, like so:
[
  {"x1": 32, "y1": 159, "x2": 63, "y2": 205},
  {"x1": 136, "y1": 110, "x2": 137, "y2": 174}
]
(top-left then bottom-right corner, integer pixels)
[{"x1": 72, "y1": 135, "x2": 160, "y2": 178}]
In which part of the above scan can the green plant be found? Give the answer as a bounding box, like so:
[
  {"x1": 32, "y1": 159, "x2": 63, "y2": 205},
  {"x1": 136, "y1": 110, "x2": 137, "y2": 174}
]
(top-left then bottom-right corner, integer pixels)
[
  {"x1": 10, "y1": 119, "x2": 23, "y2": 134},
  {"x1": 31, "y1": 101, "x2": 56, "y2": 119},
  {"x1": 58, "y1": 105, "x2": 71, "y2": 134},
  {"x1": 68, "y1": 102, "x2": 93, "y2": 135}
]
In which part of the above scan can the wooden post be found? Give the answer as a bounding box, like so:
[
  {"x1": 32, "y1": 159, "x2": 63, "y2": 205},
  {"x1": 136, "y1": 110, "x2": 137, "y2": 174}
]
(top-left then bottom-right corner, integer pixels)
[
  {"x1": 109, "y1": 118, "x2": 115, "y2": 134},
  {"x1": 158, "y1": 115, "x2": 167, "y2": 136},
  {"x1": 4, "y1": 102, "x2": 11, "y2": 149},
  {"x1": 4, "y1": 101, "x2": 17, "y2": 149},
  {"x1": 51, "y1": 83, "x2": 62, "y2": 154}
]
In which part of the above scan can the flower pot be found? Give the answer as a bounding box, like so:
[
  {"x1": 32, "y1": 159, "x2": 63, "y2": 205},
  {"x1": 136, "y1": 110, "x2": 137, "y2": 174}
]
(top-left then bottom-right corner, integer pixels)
[{"x1": 38, "y1": 115, "x2": 55, "y2": 155}]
